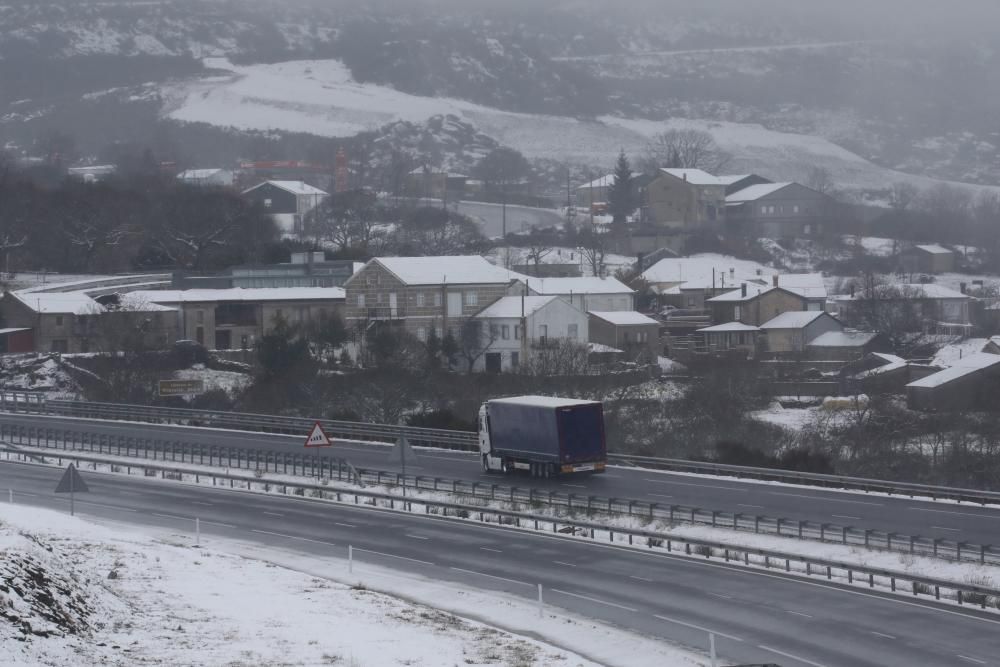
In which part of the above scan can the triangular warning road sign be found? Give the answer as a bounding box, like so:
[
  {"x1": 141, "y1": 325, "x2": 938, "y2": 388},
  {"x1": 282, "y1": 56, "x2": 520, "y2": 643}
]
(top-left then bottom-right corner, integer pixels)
[
  {"x1": 389, "y1": 437, "x2": 419, "y2": 466},
  {"x1": 304, "y1": 421, "x2": 332, "y2": 448},
  {"x1": 54, "y1": 464, "x2": 89, "y2": 494}
]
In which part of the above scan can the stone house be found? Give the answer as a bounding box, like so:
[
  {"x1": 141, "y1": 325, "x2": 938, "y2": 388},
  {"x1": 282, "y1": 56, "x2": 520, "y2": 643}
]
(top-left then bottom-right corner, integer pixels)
[
  {"x1": 242, "y1": 180, "x2": 329, "y2": 235},
  {"x1": 528, "y1": 277, "x2": 635, "y2": 312},
  {"x1": 707, "y1": 284, "x2": 811, "y2": 327},
  {"x1": 695, "y1": 322, "x2": 761, "y2": 356},
  {"x1": 725, "y1": 182, "x2": 834, "y2": 238},
  {"x1": 588, "y1": 310, "x2": 660, "y2": 361},
  {"x1": 128, "y1": 287, "x2": 345, "y2": 350},
  {"x1": 643, "y1": 168, "x2": 728, "y2": 229},
  {"x1": 343, "y1": 256, "x2": 524, "y2": 344},
  {"x1": 758, "y1": 311, "x2": 843, "y2": 355},
  {"x1": 900, "y1": 244, "x2": 956, "y2": 275}
]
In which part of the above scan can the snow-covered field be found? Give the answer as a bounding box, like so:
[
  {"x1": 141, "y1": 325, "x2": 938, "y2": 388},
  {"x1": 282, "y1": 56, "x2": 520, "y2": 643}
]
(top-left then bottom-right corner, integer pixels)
[
  {"x1": 160, "y1": 59, "x2": 1000, "y2": 198},
  {"x1": 0, "y1": 503, "x2": 706, "y2": 667}
]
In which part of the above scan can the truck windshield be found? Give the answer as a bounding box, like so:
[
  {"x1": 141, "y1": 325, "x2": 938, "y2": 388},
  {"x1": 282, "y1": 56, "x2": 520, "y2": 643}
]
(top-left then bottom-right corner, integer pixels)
[{"x1": 557, "y1": 405, "x2": 606, "y2": 462}]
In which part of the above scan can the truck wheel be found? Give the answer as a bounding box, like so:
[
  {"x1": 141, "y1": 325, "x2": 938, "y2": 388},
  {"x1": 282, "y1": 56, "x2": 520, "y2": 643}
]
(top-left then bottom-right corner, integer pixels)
[
  {"x1": 501, "y1": 458, "x2": 510, "y2": 475},
  {"x1": 481, "y1": 455, "x2": 489, "y2": 473}
]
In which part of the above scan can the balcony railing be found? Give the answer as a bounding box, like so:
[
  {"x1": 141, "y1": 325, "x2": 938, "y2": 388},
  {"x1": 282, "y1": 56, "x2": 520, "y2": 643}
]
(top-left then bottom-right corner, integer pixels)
[{"x1": 366, "y1": 307, "x2": 407, "y2": 320}]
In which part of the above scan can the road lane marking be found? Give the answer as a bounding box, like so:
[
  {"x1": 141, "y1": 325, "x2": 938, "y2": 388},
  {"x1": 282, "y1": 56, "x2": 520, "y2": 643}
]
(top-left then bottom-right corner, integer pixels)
[
  {"x1": 450, "y1": 567, "x2": 531, "y2": 587},
  {"x1": 769, "y1": 492, "x2": 882, "y2": 507},
  {"x1": 262, "y1": 511, "x2": 284, "y2": 517},
  {"x1": 354, "y1": 548, "x2": 433, "y2": 566},
  {"x1": 957, "y1": 656, "x2": 987, "y2": 665},
  {"x1": 406, "y1": 534, "x2": 430, "y2": 540},
  {"x1": 909, "y1": 507, "x2": 1000, "y2": 519},
  {"x1": 552, "y1": 560, "x2": 577, "y2": 567},
  {"x1": 655, "y1": 614, "x2": 743, "y2": 642},
  {"x1": 602, "y1": 474, "x2": 622, "y2": 479},
  {"x1": 12, "y1": 491, "x2": 37, "y2": 497},
  {"x1": 932, "y1": 526, "x2": 961, "y2": 532},
  {"x1": 249, "y1": 529, "x2": 336, "y2": 547},
  {"x1": 708, "y1": 593, "x2": 733, "y2": 600},
  {"x1": 200, "y1": 520, "x2": 236, "y2": 528},
  {"x1": 73, "y1": 501, "x2": 138, "y2": 512},
  {"x1": 738, "y1": 503, "x2": 764, "y2": 509},
  {"x1": 629, "y1": 575, "x2": 653, "y2": 582},
  {"x1": 646, "y1": 479, "x2": 748, "y2": 492},
  {"x1": 151, "y1": 512, "x2": 187, "y2": 520},
  {"x1": 869, "y1": 631, "x2": 896, "y2": 640},
  {"x1": 480, "y1": 547, "x2": 503, "y2": 553},
  {"x1": 758, "y1": 645, "x2": 828, "y2": 667},
  {"x1": 552, "y1": 589, "x2": 637, "y2": 612},
  {"x1": 832, "y1": 515, "x2": 861, "y2": 520},
  {"x1": 191, "y1": 501, "x2": 213, "y2": 506},
  {"x1": 786, "y1": 610, "x2": 813, "y2": 618},
  {"x1": 334, "y1": 522, "x2": 356, "y2": 528},
  {"x1": 648, "y1": 493, "x2": 673, "y2": 499},
  {"x1": 561, "y1": 484, "x2": 586, "y2": 489}
]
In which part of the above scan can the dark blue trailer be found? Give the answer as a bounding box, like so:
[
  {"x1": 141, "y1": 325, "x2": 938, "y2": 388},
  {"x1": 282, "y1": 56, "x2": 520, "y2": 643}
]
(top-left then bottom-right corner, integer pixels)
[{"x1": 477, "y1": 396, "x2": 607, "y2": 477}]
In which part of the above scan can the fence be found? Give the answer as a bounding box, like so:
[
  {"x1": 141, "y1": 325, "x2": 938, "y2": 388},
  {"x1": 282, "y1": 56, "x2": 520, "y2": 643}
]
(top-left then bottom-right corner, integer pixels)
[
  {"x1": 4, "y1": 446, "x2": 998, "y2": 613},
  {"x1": 4, "y1": 423, "x2": 998, "y2": 567},
  {"x1": 3, "y1": 391, "x2": 1000, "y2": 506}
]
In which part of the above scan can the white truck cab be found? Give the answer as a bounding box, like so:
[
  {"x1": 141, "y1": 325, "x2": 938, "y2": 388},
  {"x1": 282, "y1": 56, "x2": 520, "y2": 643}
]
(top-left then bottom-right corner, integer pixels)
[{"x1": 478, "y1": 403, "x2": 506, "y2": 473}]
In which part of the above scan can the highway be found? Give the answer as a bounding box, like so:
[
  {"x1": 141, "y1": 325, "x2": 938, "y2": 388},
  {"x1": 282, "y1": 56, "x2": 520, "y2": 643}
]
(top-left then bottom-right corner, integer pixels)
[
  {"x1": 5, "y1": 411, "x2": 1000, "y2": 546},
  {"x1": 2, "y1": 459, "x2": 999, "y2": 667}
]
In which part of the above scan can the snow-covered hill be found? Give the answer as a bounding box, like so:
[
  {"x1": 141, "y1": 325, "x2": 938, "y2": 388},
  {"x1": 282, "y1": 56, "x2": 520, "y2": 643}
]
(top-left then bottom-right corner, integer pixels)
[{"x1": 161, "y1": 58, "x2": 1000, "y2": 200}]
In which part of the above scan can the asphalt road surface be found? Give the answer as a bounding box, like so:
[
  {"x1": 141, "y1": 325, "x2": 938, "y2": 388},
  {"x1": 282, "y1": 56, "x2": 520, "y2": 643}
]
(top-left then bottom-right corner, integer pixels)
[
  {"x1": 3, "y1": 412, "x2": 1000, "y2": 546},
  {"x1": 3, "y1": 460, "x2": 999, "y2": 667}
]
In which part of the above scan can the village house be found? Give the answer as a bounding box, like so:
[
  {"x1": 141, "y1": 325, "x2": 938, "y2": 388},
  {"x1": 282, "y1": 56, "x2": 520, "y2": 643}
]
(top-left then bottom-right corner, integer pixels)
[
  {"x1": 575, "y1": 174, "x2": 614, "y2": 213},
  {"x1": 127, "y1": 288, "x2": 345, "y2": 350},
  {"x1": 694, "y1": 322, "x2": 761, "y2": 357},
  {"x1": 707, "y1": 284, "x2": 811, "y2": 327},
  {"x1": 758, "y1": 311, "x2": 843, "y2": 355},
  {"x1": 588, "y1": 310, "x2": 660, "y2": 361},
  {"x1": 403, "y1": 167, "x2": 467, "y2": 200},
  {"x1": 242, "y1": 180, "x2": 329, "y2": 235},
  {"x1": 641, "y1": 256, "x2": 776, "y2": 309},
  {"x1": 906, "y1": 352, "x2": 1000, "y2": 411},
  {"x1": 343, "y1": 256, "x2": 525, "y2": 343},
  {"x1": 724, "y1": 182, "x2": 834, "y2": 238},
  {"x1": 829, "y1": 283, "x2": 972, "y2": 331},
  {"x1": 472, "y1": 295, "x2": 588, "y2": 373},
  {"x1": 900, "y1": 244, "x2": 956, "y2": 275},
  {"x1": 805, "y1": 330, "x2": 887, "y2": 362},
  {"x1": 642, "y1": 168, "x2": 728, "y2": 229}
]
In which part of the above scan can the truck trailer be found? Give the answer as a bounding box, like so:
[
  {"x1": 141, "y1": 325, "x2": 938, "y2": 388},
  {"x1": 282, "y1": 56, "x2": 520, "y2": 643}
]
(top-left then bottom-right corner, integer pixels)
[{"x1": 478, "y1": 396, "x2": 607, "y2": 477}]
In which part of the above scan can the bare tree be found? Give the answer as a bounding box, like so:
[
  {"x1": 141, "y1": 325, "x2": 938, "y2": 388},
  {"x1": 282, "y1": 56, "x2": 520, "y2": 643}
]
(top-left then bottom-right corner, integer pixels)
[
  {"x1": 578, "y1": 224, "x2": 608, "y2": 277},
  {"x1": 455, "y1": 318, "x2": 499, "y2": 374},
  {"x1": 640, "y1": 129, "x2": 731, "y2": 173},
  {"x1": 519, "y1": 340, "x2": 589, "y2": 376},
  {"x1": 524, "y1": 242, "x2": 553, "y2": 275}
]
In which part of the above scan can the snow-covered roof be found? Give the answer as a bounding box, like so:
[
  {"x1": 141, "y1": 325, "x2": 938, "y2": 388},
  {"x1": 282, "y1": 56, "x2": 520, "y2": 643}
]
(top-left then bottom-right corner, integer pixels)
[
  {"x1": 489, "y1": 395, "x2": 599, "y2": 408},
  {"x1": 776, "y1": 273, "x2": 827, "y2": 299},
  {"x1": 475, "y1": 296, "x2": 557, "y2": 319},
  {"x1": 726, "y1": 183, "x2": 793, "y2": 203},
  {"x1": 807, "y1": 331, "x2": 877, "y2": 347},
  {"x1": 0, "y1": 327, "x2": 31, "y2": 335},
  {"x1": 915, "y1": 244, "x2": 953, "y2": 255},
  {"x1": 371, "y1": 256, "x2": 523, "y2": 286},
  {"x1": 907, "y1": 353, "x2": 1000, "y2": 389},
  {"x1": 587, "y1": 342, "x2": 623, "y2": 354},
  {"x1": 408, "y1": 167, "x2": 466, "y2": 178},
  {"x1": 530, "y1": 277, "x2": 633, "y2": 295},
  {"x1": 129, "y1": 288, "x2": 345, "y2": 304},
  {"x1": 244, "y1": 180, "x2": 328, "y2": 197},
  {"x1": 588, "y1": 311, "x2": 659, "y2": 326},
  {"x1": 641, "y1": 255, "x2": 775, "y2": 289},
  {"x1": 832, "y1": 283, "x2": 970, "y2": 302},
  {"x1": 177, "y1": 168, "x2": 228, "y2": 180},
  {"x1": 697, "y1": 322, "x2": 761, "y2": 333},
  {"x1": 715, "y1": 174, "x2": 754, "y2": 185},
  {"x1": 760, "y1": 311, "x2": 831, "y2": 329},
  {"x1": 12, "y1": 292, "x2": 102, "y2": 315},
  {"x1": 659, "y1": 168, "x2": 726, "y2": 186},
  {"x1": 577, "y1": 174, "x2": 615, "y2": 190},
  {"x1": 707, "y1": 284, "x2": 777, "y2": 303},
  {"x1": 856, "y1": 360, "x2": 908, "y2": 379},
  {"x1": 872, "y1": 352, "x2": 905, "y2": 364}
]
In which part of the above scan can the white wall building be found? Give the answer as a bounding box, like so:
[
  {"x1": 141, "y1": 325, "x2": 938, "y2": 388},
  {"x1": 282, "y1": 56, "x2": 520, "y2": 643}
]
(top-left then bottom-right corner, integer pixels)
[
  {"x1": 472, "y1": 295, "x2": 588, "y2": 373},
  {"x1": 527, "y1": 277, "x2": 634, "y2": 312}
]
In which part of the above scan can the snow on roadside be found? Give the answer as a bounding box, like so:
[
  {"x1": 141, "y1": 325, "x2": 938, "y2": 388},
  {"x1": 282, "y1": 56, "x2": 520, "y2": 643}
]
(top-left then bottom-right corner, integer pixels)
[
  {"x1": 174, "y1": 364, "x2": 251, "y2": 396},
  {"x1": 0, "y1": 505, "x2": 705, "y2": 667}
]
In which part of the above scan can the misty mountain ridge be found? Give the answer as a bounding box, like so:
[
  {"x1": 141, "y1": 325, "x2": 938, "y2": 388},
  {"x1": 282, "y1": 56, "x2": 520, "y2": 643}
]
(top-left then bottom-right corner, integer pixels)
[{"x1": 1, "y1": 0, "x2": 998, "y2": 193}]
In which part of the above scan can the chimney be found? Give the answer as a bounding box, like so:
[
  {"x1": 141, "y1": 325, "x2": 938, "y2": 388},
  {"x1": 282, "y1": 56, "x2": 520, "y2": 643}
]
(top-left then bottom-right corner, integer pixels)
[
  {"x1": 741, "y1": 283, "x2": 747, "y2": 298},
  {"x1": 772, "y1": 275, "x2": 779, "y2": 287}
]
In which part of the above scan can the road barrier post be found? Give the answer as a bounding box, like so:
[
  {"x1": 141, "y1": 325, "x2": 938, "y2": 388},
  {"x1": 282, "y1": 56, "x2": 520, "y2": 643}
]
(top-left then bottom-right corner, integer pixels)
[
  {"x1": 709, "y1": 632, "x2": 717, "y2": 667},
  {"x1": 349, "y1": 545, "x2": 353, "y2": 573},
  {"x1": 195, "y1": 517, "x2": 200, "y2": 547},
  {"x1": 537, "y1": 583, "x2": 543, "y2": 618}
]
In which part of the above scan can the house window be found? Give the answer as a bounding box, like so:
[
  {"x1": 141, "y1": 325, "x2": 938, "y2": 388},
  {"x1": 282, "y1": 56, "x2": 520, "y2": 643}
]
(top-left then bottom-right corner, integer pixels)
[
  {"x1": 264, "y1": 198, "x2": 272, "y2": 208},
  {"x1": 357, "y1": 294, "x2": 365, "y2": 308},
  {"x1": 539, "y1": 324, "x2": 548, "y2": 344},
  {"x1": 514, "y1": 325, "x2": 521, "y2": 340},
  {"x1": 793, "y1": 205, "x2": 800, "y2": 214},
  {"x1": 465, "y1": 291, "x2": 478, "y2": 307},
  {"x1": 501, "y1": 324, "x2": 510, "y2": 340},
  {"x1": 687, "y1": 297, "x2": 696, "y2": 307},
  {"x1": 568, "y1": 324, "x2": 578, "y2": 340},
  {"x1": 511, "y1": 352, "x2": 519, "y2": 368},
  {"x1": 55, "y1": 315, "x2": 64, "y2": 327},
  {"x1": 734, "y1": 305, "x2": 742, "y2": 321},
  {"x1": 490, "y1": 324, "x2": 500, "y2": 338},
  {"x1": 416, "y1": 292, "x2": 425, "y2": 307},
  {"x1": 416, "y1": 327, "x2": 427, "y2": 341},
  {"x1": 434, "y1": 293, "x2": 442, "y2": 307}
]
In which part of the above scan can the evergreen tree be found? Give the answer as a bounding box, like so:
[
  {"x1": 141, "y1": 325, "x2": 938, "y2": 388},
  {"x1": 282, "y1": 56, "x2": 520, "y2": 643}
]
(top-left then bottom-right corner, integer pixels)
[{"x1": 607, "y1": 150, "x2": 635, "y2": 226}]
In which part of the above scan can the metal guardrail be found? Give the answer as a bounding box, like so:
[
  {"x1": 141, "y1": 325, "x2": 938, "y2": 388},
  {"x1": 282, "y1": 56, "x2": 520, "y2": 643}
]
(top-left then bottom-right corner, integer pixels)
[
  {"x1": 3, "y1": 391, "x2": 1000, "y2": 506},
  {"x1": 4, "y1": 423, "x2": 997, "y2": 567},
  {"x1": 5, "y1": 446, "x2": 999, "y2": 612}
]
